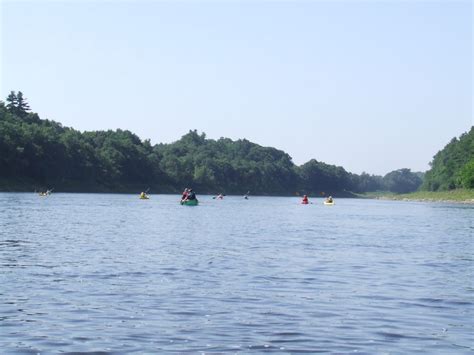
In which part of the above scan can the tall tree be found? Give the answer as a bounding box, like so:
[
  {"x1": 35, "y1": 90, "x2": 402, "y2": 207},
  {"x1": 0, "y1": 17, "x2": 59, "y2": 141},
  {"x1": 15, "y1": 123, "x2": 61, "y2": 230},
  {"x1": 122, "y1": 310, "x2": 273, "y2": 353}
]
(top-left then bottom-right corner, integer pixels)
[
  {"x1": 16, "y1": 91, "x2": 30, "y2": 116},
  {"x1": 5, "y1": 91, "x2": 17, "y2": 112}
]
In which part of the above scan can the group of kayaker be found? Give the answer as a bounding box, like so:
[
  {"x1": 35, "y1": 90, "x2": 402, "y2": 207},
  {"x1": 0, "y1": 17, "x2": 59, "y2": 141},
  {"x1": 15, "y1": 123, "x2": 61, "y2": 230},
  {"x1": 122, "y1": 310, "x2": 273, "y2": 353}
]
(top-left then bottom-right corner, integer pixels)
[
  {"x1": 38, "y1": 187, "x2": 334, "y2": 205},
  {"x1": 181, "y1": 188, "x2": 197, "y2": 203},
  {"x1": 212, "y1": 192, "x2": 251, "y2": 200},
  {"x1": 37, "y1": 185, "x2": 331, "y2": 205},
  {"x1": 138, "y1": 189, "x2": 333, "y2": 205},
  {"x1": 301, "y1": 194, "x2": 334, "y2": 205},
  {"x1": 138, "y1": 187, "x2": 199, "y2": 203}
]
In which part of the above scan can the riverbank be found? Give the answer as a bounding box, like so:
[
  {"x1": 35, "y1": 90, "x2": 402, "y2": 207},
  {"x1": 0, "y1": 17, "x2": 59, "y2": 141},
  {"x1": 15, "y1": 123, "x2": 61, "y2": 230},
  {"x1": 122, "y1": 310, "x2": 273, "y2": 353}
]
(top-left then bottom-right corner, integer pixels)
[
  {"x1": 0, "y1": 178, "x2": 358, "y2": 197},
  {"x1": 359, "y1": 189, "x2": 474, "y2": 204}
]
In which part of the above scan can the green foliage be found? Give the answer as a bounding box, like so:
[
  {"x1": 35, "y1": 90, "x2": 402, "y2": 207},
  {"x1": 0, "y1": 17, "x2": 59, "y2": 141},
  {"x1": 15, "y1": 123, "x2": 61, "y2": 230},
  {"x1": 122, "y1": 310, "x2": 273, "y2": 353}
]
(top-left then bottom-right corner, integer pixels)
[
  {"x1": 16, "y1": 91, "x2": 31, "y2": 114},
  {"x1": 297, "y1": 159, "x2": 352, "y2": 194},
  {"x1": 349, "y1": 172, "x2": 384, "y2": 193},
  {"x1": 458, "y1": 159, "x2": 474, "y2": 189},
  {"x1": 382, "y1": 168, "x2": 422, "y2": 193},
  {"x1": 5, "y1": 91, "x2": 30, "y2": 118},
  {"x1": 422, "y1": 127, "x2": 474, "y2": 191},
  {"x1": 0, "y1": 98, "x2": 358, "y2": 194},
  {"x1": 0, "y1": 102, "x2": 157, "y2": 191},
  {"x1": 157, "y1": 130, "x2": 298, "y2": 194},
  {"x1": 2, "y1": 91, "x2": 471, "y2": 194},
  {"x1": 6, "y1": 91, "x2": 17, "y2": 111}
]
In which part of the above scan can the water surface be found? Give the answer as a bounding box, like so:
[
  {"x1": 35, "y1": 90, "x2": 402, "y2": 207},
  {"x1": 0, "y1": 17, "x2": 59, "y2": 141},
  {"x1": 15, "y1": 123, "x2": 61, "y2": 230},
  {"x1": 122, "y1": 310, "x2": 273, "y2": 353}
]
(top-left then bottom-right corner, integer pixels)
[{"x1": 1, "y1": 193, "x2": 472, "y2": 353}]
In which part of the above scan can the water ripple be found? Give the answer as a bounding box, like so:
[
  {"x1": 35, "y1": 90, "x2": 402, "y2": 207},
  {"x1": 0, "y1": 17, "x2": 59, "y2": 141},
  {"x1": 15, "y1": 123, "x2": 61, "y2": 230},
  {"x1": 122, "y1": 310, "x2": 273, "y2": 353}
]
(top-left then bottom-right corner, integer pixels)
[{"x1": 0, "y1": 193, "x2": 472, "y2": 353}]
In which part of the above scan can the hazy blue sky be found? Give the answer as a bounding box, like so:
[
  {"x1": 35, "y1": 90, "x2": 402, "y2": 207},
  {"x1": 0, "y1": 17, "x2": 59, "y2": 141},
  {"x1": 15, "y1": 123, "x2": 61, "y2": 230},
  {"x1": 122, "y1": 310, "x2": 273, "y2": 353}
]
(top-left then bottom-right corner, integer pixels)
[{"x1": 1, "y1": 0, "x2": 472, "y2": 175}]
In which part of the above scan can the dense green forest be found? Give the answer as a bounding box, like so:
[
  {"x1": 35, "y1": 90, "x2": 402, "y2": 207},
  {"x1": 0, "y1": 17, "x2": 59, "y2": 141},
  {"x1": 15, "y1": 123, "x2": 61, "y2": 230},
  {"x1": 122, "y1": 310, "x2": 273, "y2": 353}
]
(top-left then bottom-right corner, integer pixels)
[
  {"x1": 421, "y1": 127, "x2": 474, "y2": 191},
  {"x1": 1, "y1": 91, "x2": 459, "y2": 195}
]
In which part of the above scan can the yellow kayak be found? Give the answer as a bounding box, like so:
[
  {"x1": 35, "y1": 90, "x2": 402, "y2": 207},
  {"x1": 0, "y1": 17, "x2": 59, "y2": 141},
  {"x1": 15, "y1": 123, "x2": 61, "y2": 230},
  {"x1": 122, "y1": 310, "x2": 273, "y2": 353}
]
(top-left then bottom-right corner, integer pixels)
[
  {"x1": 323, "y1": 200, "x2": 335, "y2": 205},
  {"x1": 139, "y1": 194, "x2": 149, "y2": 200}
]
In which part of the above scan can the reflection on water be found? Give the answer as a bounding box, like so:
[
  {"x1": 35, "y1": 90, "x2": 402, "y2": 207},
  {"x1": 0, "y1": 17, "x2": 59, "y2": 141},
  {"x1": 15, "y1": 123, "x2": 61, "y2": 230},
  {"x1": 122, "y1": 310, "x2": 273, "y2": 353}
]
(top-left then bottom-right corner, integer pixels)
[{"x1": 0, "y1": 193, "x2": 473, "y2": 353}]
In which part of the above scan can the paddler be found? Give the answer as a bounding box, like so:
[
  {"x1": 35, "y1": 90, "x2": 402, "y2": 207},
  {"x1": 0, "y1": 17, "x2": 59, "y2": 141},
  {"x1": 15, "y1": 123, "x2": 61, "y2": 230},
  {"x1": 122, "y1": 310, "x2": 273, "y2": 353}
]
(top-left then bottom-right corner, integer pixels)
[
  {"x1": 181, "y1": 188, "x2": 189, "y2": 202},
  {"x1": 186, "y1": 188, "x2": 197, "y2": 201}
]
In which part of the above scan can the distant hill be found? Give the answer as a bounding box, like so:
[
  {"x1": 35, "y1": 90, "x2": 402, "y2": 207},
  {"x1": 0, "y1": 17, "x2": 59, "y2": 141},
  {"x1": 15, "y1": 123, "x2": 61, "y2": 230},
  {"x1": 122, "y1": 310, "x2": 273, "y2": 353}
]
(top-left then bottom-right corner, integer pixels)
[
  {"x1": 0, "y1": 91, "x2": 439, "y2": 195},
  {"x1": 422, "y1": 127, "x2": 474, "y2": 191}
]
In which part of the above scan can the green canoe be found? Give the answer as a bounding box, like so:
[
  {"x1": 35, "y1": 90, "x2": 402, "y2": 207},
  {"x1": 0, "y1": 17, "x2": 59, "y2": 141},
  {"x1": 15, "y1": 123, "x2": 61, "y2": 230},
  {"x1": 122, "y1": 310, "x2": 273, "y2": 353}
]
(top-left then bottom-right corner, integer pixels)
[{"x1": 181, "y1": 199, "x2": 199, "y2": 206}]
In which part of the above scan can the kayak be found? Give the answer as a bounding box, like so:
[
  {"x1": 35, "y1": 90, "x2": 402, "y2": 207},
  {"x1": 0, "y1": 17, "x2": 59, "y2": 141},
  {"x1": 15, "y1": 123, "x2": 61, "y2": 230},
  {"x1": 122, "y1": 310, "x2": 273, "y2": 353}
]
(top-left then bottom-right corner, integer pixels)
[
  {"x1": 301, "y1": 200, "x2": 309, "y2": 204},
  {"x1": 324, "y1": 200, "x2": 335, "y2": 205},
  {"x1": 181, "y1": 199, "x2": 198, "y2": 206},
  {"x1": 139, "y1": 196, "x2": 149, "y2": 200}
]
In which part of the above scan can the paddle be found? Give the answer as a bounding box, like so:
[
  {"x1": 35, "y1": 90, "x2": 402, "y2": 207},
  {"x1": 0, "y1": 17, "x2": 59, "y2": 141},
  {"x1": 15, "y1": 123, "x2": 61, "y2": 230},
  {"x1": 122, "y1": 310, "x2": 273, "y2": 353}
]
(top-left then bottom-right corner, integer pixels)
[{"x1": 42, "y1": 187, "x2": 54, "y2": 195}]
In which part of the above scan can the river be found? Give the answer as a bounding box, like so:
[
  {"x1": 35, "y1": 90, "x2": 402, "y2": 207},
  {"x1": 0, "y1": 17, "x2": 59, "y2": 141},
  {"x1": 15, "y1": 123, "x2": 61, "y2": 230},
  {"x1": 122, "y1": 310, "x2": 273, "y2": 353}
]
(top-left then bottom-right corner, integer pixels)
[{"x1": 0, "y1": 193, "x2": 472, "y2": 353}]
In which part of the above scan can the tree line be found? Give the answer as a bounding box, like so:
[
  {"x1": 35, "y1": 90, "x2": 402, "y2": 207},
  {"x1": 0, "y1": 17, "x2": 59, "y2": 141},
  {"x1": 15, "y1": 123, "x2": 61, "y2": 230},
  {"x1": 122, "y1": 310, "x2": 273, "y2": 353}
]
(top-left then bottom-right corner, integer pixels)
[
  {"x1": 3, "y1": 91, "x2": 461, "y2": 195},
  {"x1": 422, "y1": 126, "x2": 474, "y2": 191}
]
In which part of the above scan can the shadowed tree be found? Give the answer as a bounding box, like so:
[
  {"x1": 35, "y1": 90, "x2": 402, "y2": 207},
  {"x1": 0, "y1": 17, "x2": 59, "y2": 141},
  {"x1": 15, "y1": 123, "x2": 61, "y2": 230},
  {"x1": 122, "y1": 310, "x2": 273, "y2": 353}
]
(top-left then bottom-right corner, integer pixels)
[
  {"x1": 5, "y1": 91, "x2": 17, "y2": 112},
  {"x1": 383, "y1": 168, "x2": 422, "y2": 193},
  {"x1": 16, "y1": 91, "x2": 31, "y2": 116},
  {"x1": 5, "y1": 91, "x2": 31, "y2": 117},
  {"x1": 2, "y1": 91, "x2": 471, "y2": 194}
]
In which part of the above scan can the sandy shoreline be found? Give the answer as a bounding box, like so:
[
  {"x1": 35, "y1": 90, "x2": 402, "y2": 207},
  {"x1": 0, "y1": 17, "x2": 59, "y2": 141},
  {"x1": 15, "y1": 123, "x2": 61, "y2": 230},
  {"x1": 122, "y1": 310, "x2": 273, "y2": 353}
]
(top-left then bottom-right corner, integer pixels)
[{"x1": 374, "y1": 196, "x2": 474, "y2": 204}]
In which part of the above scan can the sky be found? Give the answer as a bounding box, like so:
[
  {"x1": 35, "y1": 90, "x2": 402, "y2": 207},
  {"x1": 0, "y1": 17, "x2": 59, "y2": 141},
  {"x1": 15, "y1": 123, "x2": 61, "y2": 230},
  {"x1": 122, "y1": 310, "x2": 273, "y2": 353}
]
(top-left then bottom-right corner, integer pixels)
[{"x1": 1, "y1": 0, "x2": 472, "y2": 175}]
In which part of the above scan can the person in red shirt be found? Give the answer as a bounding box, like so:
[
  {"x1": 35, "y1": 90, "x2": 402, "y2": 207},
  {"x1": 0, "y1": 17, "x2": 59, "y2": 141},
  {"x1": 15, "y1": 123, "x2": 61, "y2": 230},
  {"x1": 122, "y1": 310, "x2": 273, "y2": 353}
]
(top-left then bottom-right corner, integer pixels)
[
  {"x1": 302, "y1": 195, "x2": 309, "y2": 204},
  {"x1": 181, "y1": 188, "x2": 189, "y2": 202}
]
